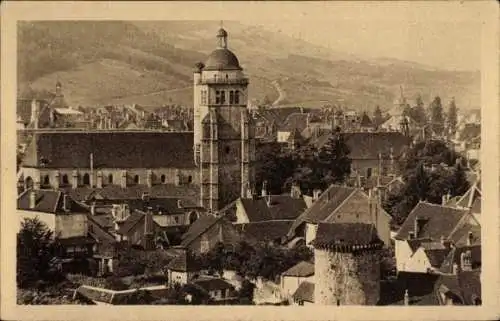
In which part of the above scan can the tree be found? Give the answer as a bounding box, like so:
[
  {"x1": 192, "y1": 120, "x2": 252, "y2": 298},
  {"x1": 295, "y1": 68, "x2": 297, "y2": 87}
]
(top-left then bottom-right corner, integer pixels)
[
  {"x1": 383, "y1": 141, "x2": 470, "y2": 225},
  {"x1": 373, "y1": 105, "x2": 384, "y2": 127},
  {"x1": 429, "y1": 96, "x2": 445, "y2": 136},
  {"x1": 237, "y1": 279, "x2": 256, "y2": 305},
  {"x1": 255, "y1": 142, "x2": 297, "y2": 195},
  {"x1": 290, "y1": 129, "x2": 351, "y2": 193},
  {"x1": 17, "y1": 217, "x2": 57, "y2": 288},
  {"x1": 447, "y1": 98, "x2": 458, "y2": 136},
  {"x1": 413, "y1": 94, "x2": 427, "y2": 125}
]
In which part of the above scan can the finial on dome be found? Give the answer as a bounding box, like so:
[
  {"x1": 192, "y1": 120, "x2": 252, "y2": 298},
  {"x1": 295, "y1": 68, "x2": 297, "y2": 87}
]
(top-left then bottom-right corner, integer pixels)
[{"x1": 216, "y1": 23, "x2": 228, "y2": 49}]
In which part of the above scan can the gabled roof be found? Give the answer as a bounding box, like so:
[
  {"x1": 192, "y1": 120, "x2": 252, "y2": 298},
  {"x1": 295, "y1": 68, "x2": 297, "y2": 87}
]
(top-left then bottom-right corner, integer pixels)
[
  {"x1": 394, "y1": 202, "x2": 469, "y2": 241},
  {"x1": 167, "y1": 249, "x2": 201, "y2": 272},
  {"x1": 116, "y1": 210, "x2": 146, "y2": 235},
  {"x1": 280, "y1": 113, "x2": 309, "y2": 133},
  {"x1": 455, "y1": 181, "x2": 481, "y2": 213},
  {"x1": 192, "y1": 277, "x2": 235, "y2": 292},
  {"x1": 287, "y1": 185, "x2": 356, "y2": 237},
  {"x1": 313, "y1": 132, "x2": 411, "y2": 160},
  {"x1": 180, "y1": 214, "x2": 220, "y2": 247},
  {"x1": 239, "y1": 195, "x2": 307, "y2": 222},
  {"x1": 313, "y1": 222, "x2": 381, "y2": 247},
  {"x1": 282, "y1": 261, "x2": 314, "y2": 277},
  {"x1": 422, "y1": 248, "x2": 451, "y2": 268},
  {"x1": 235, "y1": 220, "x2": 293, "y2": 244},
  {"x1": 22, "y1": 131, "x2": 195, "y2": 169},
  {"x1": 360, "y1": 113, "x2": 374, "y2": 127},
  {"x1": 292, "y1": 281, "x2": 314, "y2": 303},
  {"x1": 17, "y1": 189, "x2": 89, "y2": 214}
]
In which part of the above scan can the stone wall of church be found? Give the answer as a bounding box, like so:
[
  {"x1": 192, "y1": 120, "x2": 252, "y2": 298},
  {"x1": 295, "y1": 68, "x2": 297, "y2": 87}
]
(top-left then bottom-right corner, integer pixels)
[
  {"x1": 314, "y1": 248, "x2": 380, "y2": 305},
  {"x1": 28, "y1": 167, "x2": 199, "y2": 189}
]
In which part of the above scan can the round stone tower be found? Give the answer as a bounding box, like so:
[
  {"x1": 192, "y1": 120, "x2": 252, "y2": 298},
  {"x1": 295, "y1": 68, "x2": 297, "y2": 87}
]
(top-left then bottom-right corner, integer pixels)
[{"x1": 312, "y1": 222, "x2": 383, "y2": 305}]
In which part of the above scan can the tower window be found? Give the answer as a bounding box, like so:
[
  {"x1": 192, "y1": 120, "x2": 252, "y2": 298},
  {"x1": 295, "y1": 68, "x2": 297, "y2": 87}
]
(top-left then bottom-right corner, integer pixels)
[
  {"x1": 108, "y1": 174, "x2": 113, "y2": 184},
  {"x1": 188, "y1": 175, "x2": 193, "y2": 184},
  {"x1": 83, "y1": 173, "x2": 90, "y2": 186},
  {"x1": 229, "y1": 91, "x2": 234, "y2": 104},
  {"x1": 216, "y1": 91, "x2": 222, "y2": 104},
  {"x1": 134, "y1": 175, "x2": 140, "y2": 184},
  {"x1": 161, "y1": 174, "x2": 166, "y2": 184},
  {"x1": 234, "y1": 90, "x2": 240, "y2": 104},
  {"x1": 201, "y1": 90, "x2": 207, "y2": 105},
  {"x1": 225, "y1": 146, "x2": 230, "y2": 154}
]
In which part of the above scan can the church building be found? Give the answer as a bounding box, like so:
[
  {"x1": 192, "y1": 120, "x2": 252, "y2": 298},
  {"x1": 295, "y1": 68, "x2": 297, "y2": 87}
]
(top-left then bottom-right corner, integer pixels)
[{"x1": 18, "y1": 28, "x2": 255, "y2": 214}]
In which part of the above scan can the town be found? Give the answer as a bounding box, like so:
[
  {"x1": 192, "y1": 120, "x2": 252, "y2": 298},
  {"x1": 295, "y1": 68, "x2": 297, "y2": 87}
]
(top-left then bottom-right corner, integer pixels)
[{"x1": 16, "y1": 26, "x2": 481, "y2": 306}]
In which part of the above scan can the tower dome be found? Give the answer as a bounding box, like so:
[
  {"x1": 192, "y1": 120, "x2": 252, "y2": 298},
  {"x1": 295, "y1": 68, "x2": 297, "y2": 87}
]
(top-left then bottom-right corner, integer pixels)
[{"x1": 204, "y1": 27, "x2": 242, "y2": 71}]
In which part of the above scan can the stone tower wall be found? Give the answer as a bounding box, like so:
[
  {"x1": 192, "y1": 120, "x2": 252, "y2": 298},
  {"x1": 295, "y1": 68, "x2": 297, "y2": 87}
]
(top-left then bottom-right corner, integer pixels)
[{"x1": 314, "y1": 248, "x2": 380, "y2": 305}]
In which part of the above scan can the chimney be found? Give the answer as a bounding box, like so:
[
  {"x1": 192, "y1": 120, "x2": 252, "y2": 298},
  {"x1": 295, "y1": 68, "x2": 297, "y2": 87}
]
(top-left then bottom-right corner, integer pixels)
[
  {"x1": 96, "y1": 171, "x2": 103, "y2": 189},
  {"x1": 467, "y1": 231, "x2": 473, "y2": 246},
  {"x1": 72, "y1": 170, "x2": 79, "y2": 188},
  {"x1": 442, "y1": 194, "x2": 447, "y2": 205},
  {"x1": 404, "y1": 289, "x2": 409, "y2": 306},
  {"x1": 54, "y1": 171, "x2": 60, "y2": 189},
  {"x1": 312, "y1": 189, "x2": 322, "y2": 202},
  {"x1": 121, "y1": 170, "x2": 127, "y2": 188},
  {"x1": 261, "y1": 181, "x2": 268, "y2": 197},
  {"x1": 290, "y1": 182, "x2": 301, "y2": 199},
  {"x1": 62, "y1": 194, "x2": 69, "y2": 212},
  {"x1": 90, "y1": 202, "x2": 96, "y2": 215},
  {"x1": 174, "y1": 169, "x2": 181, "y2": 186},
  {"x1": 144, "y1": 207, "x2": 154, "y2": 250},
  {"x1": 146, "y1": 170, "x2": 153, "y2": 188},
  {"x1": 29, "y1": 190, "x2": 37, "y2": 209}
]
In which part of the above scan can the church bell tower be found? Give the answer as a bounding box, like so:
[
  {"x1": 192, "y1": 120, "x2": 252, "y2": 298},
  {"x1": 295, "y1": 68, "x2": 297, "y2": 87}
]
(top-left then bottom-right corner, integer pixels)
[{"x1": 193, "y1": 26, "x2": 255, "y2": 213}]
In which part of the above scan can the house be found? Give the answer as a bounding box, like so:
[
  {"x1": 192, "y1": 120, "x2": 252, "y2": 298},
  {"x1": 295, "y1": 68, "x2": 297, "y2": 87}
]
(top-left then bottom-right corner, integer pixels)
[
  {"x1": 439, "y1": 244, "x2": 481, "y2": 275},
  {"x1": 393, "y1": 202, "x2": 480, "y2": 273},
  {"x1": 73, "y1": 284, "x2": 174, "y2": 305},
  {"x1": 179, "y1": 214, "x2": 242, "y2": 255},
  {"x1": 401, "y1": 240, "x2": 452, "y2": 274},
  {"x1": 115, "y1": 209, "x2": 157, "y2": 250},
  {"x1": 190, "y1": 276, "x2": 238, "y2": 304},
  {"x1": 17, "y1": 189, "x2": 89, "y2": 239},
  {"x1": 16, "y1": 189, "x2": 117, "y2": 274},
  {"x1": 291, "y1": 281, "x2": 314, "y2": 306},
  {"x1": 281, "y1": 261, "x2": 314, "y2": 298},
  {"x1": 313, "y1": 131, "x2": 411, "y2": 178},
  {"x1": 166, "y1": 248, "x2": 201, "y2": 285},
  {"x1": 233, "y1": 184, "x2": 308, "y2": 223},
  {"x1": 287, "y1": 185, "x2": 392, "y2": 247}
]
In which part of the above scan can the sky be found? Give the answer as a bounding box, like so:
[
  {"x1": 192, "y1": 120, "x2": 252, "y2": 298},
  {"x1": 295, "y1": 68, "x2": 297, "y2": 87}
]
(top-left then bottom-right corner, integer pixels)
[
  {"x1": 9, "y1": 1, "x2": 490, "y2": 71},
  {"x1": 236, "y1": 2, "x2": 485, "y2": 72}
]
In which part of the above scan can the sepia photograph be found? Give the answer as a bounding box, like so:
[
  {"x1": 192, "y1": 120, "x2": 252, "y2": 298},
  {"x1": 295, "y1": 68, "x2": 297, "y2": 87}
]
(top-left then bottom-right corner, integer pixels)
[{"x1": 1, "y1": 1, "x2": 499, "y2": 320}]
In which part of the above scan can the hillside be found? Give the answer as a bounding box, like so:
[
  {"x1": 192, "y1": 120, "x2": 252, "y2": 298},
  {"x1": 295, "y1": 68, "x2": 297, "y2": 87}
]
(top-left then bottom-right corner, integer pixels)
[{"x1": 18, "y1": 21, "x2": 480, "y2": 111}]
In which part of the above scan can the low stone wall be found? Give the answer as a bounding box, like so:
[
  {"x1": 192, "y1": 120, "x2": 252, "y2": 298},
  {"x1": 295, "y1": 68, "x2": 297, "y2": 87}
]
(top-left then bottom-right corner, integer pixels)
[{"x1": 314, "y1": 248, "x2": 380, "y2": 305}]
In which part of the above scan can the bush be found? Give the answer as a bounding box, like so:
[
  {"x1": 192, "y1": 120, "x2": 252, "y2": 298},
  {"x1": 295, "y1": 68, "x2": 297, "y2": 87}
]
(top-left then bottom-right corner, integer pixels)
[{"x1": 104, "y1": 276, "x2": 128, "y2": 291}]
